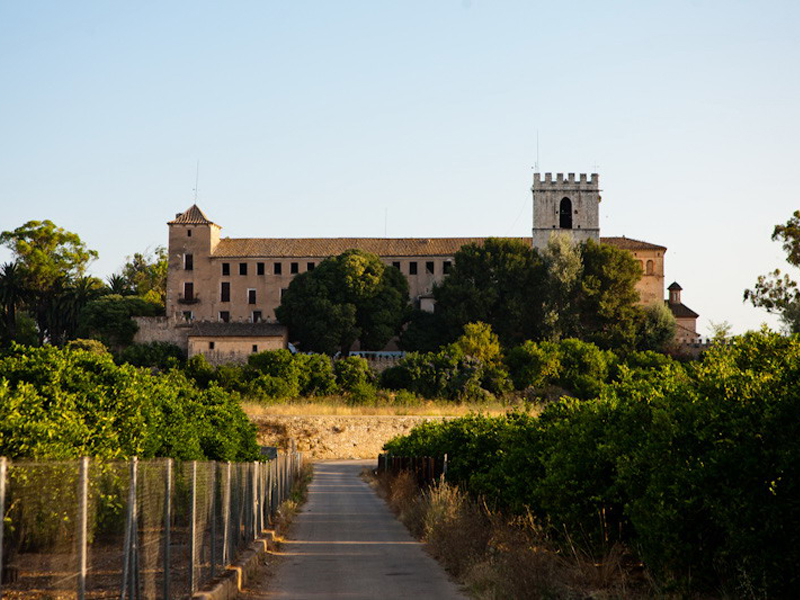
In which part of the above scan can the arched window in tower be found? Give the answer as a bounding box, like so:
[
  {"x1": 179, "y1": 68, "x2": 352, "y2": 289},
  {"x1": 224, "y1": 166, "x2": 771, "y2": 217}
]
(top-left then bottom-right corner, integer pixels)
[
  {"x1": 559, "y1": 197, "x2": 573, "y2": 229},
  {"x1": 646, "y1": 260, "x2": 654, "y2": 275}
]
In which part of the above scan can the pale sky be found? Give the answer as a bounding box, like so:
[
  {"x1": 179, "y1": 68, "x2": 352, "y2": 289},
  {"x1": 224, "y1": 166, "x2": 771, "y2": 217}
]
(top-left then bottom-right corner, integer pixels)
[{"x1": 2, "y1": 1, "x2": 799, "y2": 334}]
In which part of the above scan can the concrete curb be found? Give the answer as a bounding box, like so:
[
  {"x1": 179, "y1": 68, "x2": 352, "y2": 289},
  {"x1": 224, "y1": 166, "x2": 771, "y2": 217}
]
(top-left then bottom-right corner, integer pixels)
[{"x1": 192, "y1": 527, "x2": 281, "y2": 600}]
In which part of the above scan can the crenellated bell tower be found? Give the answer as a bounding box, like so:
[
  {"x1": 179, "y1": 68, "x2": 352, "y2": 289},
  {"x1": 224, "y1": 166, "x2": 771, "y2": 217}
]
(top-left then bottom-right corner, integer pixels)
[{"x1": 532, "y1": 172, "x2": 600, "y2": 250}]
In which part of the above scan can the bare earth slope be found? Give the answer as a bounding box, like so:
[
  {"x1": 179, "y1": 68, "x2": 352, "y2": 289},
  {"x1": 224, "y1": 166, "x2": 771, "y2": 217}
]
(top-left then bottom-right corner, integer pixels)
[{"x1": 253, "y1": 415, "x2": 452, "y2": 460}]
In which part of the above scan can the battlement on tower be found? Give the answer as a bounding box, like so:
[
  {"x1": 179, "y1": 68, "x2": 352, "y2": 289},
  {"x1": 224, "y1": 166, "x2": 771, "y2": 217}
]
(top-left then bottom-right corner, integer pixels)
[{"x1": 533, "y1": 172, "x2": 599, "y2": 190}]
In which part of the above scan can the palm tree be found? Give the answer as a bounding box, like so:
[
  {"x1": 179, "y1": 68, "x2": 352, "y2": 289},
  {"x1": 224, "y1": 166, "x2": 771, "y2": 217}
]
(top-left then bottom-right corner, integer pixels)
[
  {"x1": 0, "y1": 262, "x2": 28, "y2": 344},
  {"x1": 105, "y1": 273, "x2": 132, "y2": 296}
]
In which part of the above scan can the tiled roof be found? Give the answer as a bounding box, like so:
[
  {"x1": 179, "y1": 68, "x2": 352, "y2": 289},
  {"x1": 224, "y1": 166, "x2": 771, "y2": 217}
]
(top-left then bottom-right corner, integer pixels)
[
  {"x1": 600, "y1": 236, "x2": 667, "y2": 251},
  {"x1": 667, "y1": 301, "x2": 699, "y2": 319},
  {"x1": 212, "y1": 237, "x2": 494, "y2": 258},
  {"x1": 668, "y1": 281, "x2": 683, "y2": 291},
  {"x1": 188, "y1": 322, "x2": 287, "y2": 338},
  {"x1": 210, "y1": 236, "x2": 666, "y2": 258},
  {"x1": 169, "y1": 205, "x2": 217, "y2": 225}
]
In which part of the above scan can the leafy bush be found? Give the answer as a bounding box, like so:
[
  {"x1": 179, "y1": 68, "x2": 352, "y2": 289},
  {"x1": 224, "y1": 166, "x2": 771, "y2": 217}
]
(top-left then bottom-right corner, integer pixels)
[
  {"x1": 118, "y1": 341, "x2": 184, "y2": 370},
  {"x1": 0, "y1": 343, "x2": 259, "y2": 461},
  {"x1": 248, "y1": 349, "x2": 301, "y2": 397},
  {"x1": 334, "y1": 356, "x2": 374, "y2": 392},
  {"x1": 295, "y1": 353, "x2": 338, "y2": 396},
  {"x1": 383, "y1": 330, "x2": 800, "y2": 595},
  {"x1": 504, "y1": 340, "x2": 561, "y2": 390}
]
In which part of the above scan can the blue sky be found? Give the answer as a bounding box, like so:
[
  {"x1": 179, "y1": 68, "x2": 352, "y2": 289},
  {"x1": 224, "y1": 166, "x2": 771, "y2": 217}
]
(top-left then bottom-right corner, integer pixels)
[{"x1": 2, "y1": 1, "x2": 799, "y2": 334}]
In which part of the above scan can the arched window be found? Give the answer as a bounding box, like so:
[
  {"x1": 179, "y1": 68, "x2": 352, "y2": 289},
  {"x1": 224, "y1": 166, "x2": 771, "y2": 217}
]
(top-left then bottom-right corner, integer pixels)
[
  {"x1": 646, "y1": 260, "x2": 654, "y2": 275},
  {"x1": 559, "y1": 197, "x2": 573, "y2": 229}
]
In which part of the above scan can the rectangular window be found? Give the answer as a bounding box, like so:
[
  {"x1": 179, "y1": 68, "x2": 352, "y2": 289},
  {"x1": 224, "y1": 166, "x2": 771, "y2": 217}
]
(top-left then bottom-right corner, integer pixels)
[
  {"x1": 425, "y1": 261, "x2": 434, "y2": 275},
  {"x1": 219, "y1": 311, "x2": 230, "y2": 323},
  {"x1": 409, "y1": 262, "x2": 418, "y2": 275},
  {"x1": 274, "y1": 262, "x2": 282, "y2": 275},
  {"x1": 220, "y1": 282, "x2": 230, "y2": 302},
  {"x1": 187, "y1": 229, "x2": 192, "y2": 237},
  {"x1": 280, "y1": 288, "x2": 288, "y2": 300},
  {"x1": 208, "y1": 341, "x2": 215, "y2": 350},
  {"x1": 248, "y1": 289, "x2": 256, "y2": 304},
  {"x1": 252, "y1": 344, "x2": 258, "y2": 353},
  {"x1": 252, "y1": 310, "x2": 262, "y2": 323},
  {"x1": 443, "y1": 260, "x2": 453, "y2": 274},
  {"x1": 257, "y1": 262, "x2": 265, "y2": 275},
  {"x1": 392, "y1": 261, "x2": 401, "y2": 270},
  {"x1": 239, "y1": 262, "x2": 248, "y2": 276},
  {"x1": 184, "y1": 254, "x2": 193, "y2": 271},
  {"x1": 182, "y1": 311, "x2": 193, "y2": 321},
  {"x1": 183, "y1": 282, "x2": 194, "y2": 301},
  {"x1": 222, "y1": 262, "x2": 230, "y2": 276},
  {"x1": 307, "y1": 262, "x2": 315, "y2": 271},
  {"x1": 290, "y1": 262, "x2": 299, "y2": 274}
]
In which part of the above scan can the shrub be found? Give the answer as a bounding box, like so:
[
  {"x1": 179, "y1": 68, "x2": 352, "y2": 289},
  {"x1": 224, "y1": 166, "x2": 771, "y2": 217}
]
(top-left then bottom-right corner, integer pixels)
[
  {"x1": 0, "y1": 343, "x2": 259, "y2": 462},
  {"x1": 248, "y1": 349, "x2": 300, "y2": 397},
  {"x1": 334, "y1": 356, "x2": 374, "y2": 392},
  {"x1": 295, "y1": 353, "x2": 337, "y2": 396},
  {"x1": 118, "y1": 341, "x2": 184, "y2": 370},
  {"x1": 504, "y1": 340, "x2": 560, "y2": 390}
]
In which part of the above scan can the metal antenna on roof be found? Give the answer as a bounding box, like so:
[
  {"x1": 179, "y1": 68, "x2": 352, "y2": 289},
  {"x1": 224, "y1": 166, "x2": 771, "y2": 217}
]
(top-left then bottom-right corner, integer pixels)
[{"x1": 193, "y1": 160, "x2": 200, "y2": 202}]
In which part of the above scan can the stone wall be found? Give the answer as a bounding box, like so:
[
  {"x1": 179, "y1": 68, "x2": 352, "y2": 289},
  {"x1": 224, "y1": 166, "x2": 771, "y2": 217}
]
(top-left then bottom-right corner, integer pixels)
[{"x1": 132, "y1": 316, "x2": 190, "y2": 350}]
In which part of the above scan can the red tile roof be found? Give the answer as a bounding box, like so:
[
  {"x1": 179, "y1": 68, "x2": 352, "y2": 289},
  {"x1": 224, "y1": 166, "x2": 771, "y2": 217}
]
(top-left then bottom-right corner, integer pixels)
[
  {"x1": 169, "y1": 205, "x2": 217, "y2": 225},
  {"x1": 600, "y1": 236, "x2": 667, "y2": 251},
  {"x1": 210, "y1": 236, "x2": 665, "y2": 258},
  {"x1": 667, "y1": 301, "x2": 699, "y2": 319}
]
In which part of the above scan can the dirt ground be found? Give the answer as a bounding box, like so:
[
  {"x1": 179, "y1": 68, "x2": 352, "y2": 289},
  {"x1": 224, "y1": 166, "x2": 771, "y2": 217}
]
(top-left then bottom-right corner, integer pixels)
[{"x1": 252, "y1": 415, "x2": 453, "y2": 460}]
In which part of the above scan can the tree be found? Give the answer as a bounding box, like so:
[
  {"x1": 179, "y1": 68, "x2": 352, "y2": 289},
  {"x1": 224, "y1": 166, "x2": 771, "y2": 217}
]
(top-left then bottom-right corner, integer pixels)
[
  {"x1": 407, "y1": 238, "x2": 546, "y2": 349},
  {"x1": 78, "y1": 294, "x2": 163, "y2": 350},
  {"x1": 575, "y1": 238, "x2": 644, "y2": 349},
  {"x1": 540, "y1": 234, "x2": 582, "y2": 341},
  {"x1": 405, "y1": 236, "x2": 645, "y2": 352},
  {"x1": 0, "y1": 262, "x2": 27, "y2": 344},
  {"x1": 744, "y1": 210, "x2": 800, "y2": 332},
  {"x1": 275, "y1": 249, "x2": 410, "y2": 354},
  {"x1": 637, "y1": 302, "x2": 677, "y2": 352},
  {"x1": 118, "y1": 246, "x2": 168, "y2": 304},
  {"x1": 0, "y1": 220, "x2": 98, "y2": 343}
]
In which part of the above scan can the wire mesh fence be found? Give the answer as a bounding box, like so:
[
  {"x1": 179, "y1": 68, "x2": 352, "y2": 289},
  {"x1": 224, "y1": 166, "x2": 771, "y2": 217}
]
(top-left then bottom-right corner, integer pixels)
[{"x1": 0, "y1": 453, "x2": 302, "y2": 599}]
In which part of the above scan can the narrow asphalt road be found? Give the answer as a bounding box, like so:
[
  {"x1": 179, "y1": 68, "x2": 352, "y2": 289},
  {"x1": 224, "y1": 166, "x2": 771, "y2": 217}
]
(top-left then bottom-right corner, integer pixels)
[{"x1": 251, "y1": 460, "x2": 468, "y2": 599}]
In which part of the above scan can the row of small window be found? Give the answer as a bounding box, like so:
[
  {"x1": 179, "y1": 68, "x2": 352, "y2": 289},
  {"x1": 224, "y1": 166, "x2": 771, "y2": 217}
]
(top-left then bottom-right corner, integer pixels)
[
  {"x1": 221, "y1": 261, "x2": 316, "y2": 276},
  {"x1": 207, "y1": 341, "x2": 261, "y2": 353},
  {"x1": 183, "y1": 255, "x2": 453, "y2": 276},
  {"x1": 392, "y1": 260, "x2": 452, "y2": 275}
]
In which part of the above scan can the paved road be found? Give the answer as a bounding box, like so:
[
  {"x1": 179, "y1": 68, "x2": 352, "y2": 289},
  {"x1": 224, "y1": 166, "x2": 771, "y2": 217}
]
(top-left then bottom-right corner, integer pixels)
[{"x1": 255, "y1": 460, "x2": 468, "y2": 599}]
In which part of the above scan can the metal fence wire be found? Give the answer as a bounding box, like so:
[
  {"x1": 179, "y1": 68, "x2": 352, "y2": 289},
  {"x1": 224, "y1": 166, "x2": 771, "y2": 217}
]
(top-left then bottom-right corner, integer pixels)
[{"x1": 0, "y1": 453, "x2": 301, "y2": 599}]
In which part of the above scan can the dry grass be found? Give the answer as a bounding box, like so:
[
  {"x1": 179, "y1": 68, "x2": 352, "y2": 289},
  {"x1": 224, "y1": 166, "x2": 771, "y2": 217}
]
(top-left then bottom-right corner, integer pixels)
[
  {"x1": 371, "y1": 470, "x2": 654, "y2": 600},
  {"x1": 241, "y1": 397, "x2": 513, "y2": 417}
]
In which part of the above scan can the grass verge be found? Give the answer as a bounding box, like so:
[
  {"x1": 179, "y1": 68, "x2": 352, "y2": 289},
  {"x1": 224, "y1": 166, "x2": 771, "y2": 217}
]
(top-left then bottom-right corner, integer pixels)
[
  {"x1": 242, "y1": 396, "x2": 513, "y2": 417},
  {"x1": 271, "y1": 459, "x2": 314, "y2": 535},
  {"x1": 370, "y1": 469, "x2": 654, "y2": 599}
]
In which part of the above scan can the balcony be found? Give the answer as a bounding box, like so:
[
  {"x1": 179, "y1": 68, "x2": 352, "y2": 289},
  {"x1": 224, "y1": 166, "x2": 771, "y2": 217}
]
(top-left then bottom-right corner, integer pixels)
[{"x1": 178, "y1": 294, "x2": 200, "y2": 305}]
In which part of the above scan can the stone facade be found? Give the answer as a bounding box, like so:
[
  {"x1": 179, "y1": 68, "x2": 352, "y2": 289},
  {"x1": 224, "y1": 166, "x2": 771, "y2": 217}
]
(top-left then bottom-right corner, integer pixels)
[{"x1": 532, "y1": 172, "x2": 600, "y2": 249}]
